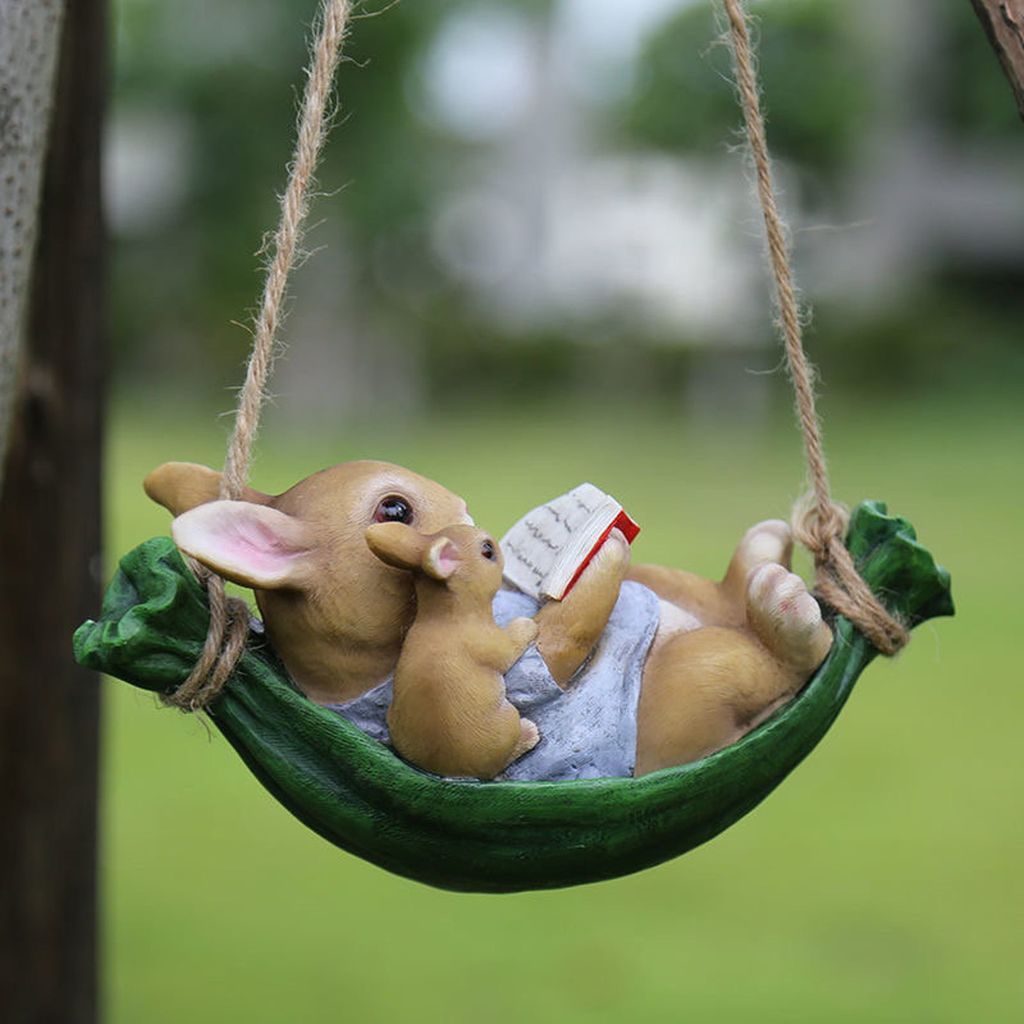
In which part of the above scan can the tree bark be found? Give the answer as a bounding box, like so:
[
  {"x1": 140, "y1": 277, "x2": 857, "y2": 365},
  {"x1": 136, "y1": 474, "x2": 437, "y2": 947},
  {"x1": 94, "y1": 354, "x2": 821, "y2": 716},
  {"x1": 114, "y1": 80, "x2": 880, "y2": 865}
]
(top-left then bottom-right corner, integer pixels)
[
  {"x1": 0, "y1": 0, "x2": 66, "y2": 492},
  {"x1": 970, "y1": 0, "x2": 1024, "y2": 120},
  {"x1": 0, "y1": 0, "x2": 105, "y2": 1021}
]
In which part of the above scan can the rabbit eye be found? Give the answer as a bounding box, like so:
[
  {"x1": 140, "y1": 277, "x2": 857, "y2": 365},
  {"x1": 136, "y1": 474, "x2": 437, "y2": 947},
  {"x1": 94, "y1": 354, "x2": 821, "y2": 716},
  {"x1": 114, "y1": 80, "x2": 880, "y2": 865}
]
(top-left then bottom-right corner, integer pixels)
[
  {"x1": 375, "y1": 495, "x2": 414, "y2": 525},
  {"x1": 481, "y1": 540, "x2": 496, "y2": 561}
]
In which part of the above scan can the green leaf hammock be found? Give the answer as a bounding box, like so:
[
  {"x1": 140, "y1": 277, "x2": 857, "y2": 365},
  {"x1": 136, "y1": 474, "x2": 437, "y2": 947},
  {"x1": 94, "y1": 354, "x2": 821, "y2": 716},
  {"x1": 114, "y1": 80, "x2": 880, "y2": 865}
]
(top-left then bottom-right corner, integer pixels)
[{"x1": 75, "y1": 501, "x2": 951, "y2": 893}]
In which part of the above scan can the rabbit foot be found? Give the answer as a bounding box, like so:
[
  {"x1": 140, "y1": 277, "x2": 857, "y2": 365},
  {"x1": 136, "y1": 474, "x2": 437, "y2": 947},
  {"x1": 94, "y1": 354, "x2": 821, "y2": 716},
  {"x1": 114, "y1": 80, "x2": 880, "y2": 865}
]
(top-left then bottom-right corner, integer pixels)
[
  {"x1": 729, "y1": 520, "x2": 794, "y2": 579},
  {"x1": 746, "y1": 563, "x2": 832, "y2": 674}
]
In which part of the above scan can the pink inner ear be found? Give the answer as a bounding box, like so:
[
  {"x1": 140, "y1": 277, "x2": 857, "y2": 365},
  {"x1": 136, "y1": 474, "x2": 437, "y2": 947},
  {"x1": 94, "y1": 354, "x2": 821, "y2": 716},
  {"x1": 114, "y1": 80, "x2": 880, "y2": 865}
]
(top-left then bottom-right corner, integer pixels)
[
  {"x1": 226, "y1": 517, "x2": 305, "y2": 579},
  {"x1": 424, "y1": 537, "x2": 462, "y2": 580},
  {"x1": 173, "y1": 501, "x2": 313, "y2": 588},
  {"x1": 436, "y1": 540, "x2": 461, "y2": 577}
]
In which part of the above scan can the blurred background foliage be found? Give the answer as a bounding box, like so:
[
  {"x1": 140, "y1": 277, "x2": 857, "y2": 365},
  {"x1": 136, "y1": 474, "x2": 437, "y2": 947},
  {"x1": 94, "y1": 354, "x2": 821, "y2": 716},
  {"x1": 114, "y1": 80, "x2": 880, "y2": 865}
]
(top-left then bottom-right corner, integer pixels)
[
  {"x1": 101, "y1": 2, "x2": 1022, "y2": 1021},
  {"x1": 109, "y1": 0, "x2": 1024, "y2": 418},
  {"x1": 623, "y1": 0, "x2": 873, "y2": 175}
]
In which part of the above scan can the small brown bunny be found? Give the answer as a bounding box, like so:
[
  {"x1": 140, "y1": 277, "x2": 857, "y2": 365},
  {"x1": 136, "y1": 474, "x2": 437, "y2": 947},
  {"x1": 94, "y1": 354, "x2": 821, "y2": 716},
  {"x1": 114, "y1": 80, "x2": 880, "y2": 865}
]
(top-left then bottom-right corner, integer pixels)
[{"x1": 365, "y1": 522, "x2": 540, "y2": 779}]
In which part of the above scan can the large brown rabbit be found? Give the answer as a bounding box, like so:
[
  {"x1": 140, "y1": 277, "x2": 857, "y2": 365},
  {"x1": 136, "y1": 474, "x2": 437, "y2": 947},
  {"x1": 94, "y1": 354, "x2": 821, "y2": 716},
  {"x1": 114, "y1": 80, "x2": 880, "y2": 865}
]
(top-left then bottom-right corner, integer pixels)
[
  {"x1": 365, "y1": 522, "x2": 538, "y2": 779},
  {"x1": 150, "y1": 459, "x2": 833, "y2": 778}
]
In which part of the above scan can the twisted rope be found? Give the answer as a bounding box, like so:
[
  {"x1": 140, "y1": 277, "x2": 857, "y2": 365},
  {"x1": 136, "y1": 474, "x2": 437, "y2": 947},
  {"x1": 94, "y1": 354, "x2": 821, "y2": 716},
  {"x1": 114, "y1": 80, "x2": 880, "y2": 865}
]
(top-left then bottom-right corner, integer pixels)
[
  {"x1": 168, "y1": 0, "x2": 353, "y2": 710},
  {"x1": 171, "y1": 0, "x2": 906, "y2": 713},
  {"x1": 721, "y1": 0, "x2": 908, "y2": 655}
]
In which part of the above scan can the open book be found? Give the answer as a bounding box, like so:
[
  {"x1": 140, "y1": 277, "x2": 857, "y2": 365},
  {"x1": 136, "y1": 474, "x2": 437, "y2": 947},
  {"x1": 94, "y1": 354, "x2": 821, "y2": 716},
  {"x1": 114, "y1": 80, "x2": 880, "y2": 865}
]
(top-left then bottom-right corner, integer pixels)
[{"x1": 500, "y1": 483, "x2": 640, "y2": 601}]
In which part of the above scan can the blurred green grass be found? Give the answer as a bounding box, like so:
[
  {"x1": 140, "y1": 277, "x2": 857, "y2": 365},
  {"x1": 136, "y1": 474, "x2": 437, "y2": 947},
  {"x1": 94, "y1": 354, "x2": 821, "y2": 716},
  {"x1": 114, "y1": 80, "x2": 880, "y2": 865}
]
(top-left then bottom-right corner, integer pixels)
[{"x1": 102, "y1": 394, "x2": 1021, "y2": 1023}]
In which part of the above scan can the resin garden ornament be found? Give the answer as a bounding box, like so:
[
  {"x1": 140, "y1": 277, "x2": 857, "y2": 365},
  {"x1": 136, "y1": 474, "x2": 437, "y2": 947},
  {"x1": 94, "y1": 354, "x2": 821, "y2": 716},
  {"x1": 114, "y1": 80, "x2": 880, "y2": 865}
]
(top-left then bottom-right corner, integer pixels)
[
  {"x1": 74, "y1": 0, "x2": 953, "y2": 892},
  {"x1": 365, "y1": 521, "x2": 542, "y2": 780}
]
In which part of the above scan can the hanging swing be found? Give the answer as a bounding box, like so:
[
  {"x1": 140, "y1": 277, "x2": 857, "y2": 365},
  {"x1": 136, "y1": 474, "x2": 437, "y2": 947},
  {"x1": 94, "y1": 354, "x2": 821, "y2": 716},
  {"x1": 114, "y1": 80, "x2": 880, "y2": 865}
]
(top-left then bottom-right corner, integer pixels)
[{"x1": 74, "y1": 0, "x2": 952, "y2": 893}]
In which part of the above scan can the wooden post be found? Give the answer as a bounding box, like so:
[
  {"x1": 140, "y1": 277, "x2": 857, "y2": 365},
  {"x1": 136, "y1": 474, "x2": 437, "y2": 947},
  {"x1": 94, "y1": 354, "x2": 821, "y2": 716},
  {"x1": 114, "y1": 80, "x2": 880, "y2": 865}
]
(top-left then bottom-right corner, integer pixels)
[
  {"x1": 0, "y1": 0, "x2": 106, "y2": 1021},
  {"x1": 0, "y1": 1, "x2": 65, "y2": 491},
  {"x1": 970, "y1": 0, "x2": 1024, "y2": 119}
]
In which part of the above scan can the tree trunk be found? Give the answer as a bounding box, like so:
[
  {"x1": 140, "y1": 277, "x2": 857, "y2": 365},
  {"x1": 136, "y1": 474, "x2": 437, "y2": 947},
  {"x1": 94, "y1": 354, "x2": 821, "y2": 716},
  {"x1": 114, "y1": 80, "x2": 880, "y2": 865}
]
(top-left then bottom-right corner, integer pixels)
[
  {"x1": 0, "y1": 0, "x2": 105, "y2": 1021},
  {"x1": 970, "y1": 0, "x2": 1024, "y2": 119}
]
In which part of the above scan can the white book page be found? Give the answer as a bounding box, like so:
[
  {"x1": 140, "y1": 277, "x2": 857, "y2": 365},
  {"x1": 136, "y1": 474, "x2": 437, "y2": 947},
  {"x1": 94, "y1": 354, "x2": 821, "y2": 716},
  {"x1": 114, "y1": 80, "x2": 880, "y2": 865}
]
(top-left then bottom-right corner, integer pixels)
[{"x1": 500, "y1": 483, "x2": 620, "y2": 600}]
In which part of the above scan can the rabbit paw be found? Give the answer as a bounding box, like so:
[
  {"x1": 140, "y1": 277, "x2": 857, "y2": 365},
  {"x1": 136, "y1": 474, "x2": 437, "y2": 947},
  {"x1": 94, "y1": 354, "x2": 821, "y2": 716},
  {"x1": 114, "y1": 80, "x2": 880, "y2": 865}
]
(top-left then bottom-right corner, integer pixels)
[{"x1": 510, "y1": 717, "x2": 540, "y2": 762}]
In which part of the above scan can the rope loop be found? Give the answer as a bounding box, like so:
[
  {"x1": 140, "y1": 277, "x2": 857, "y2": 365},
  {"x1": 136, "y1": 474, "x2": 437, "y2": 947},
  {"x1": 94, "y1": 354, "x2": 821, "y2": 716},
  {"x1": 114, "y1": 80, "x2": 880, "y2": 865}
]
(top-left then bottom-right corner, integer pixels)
[
  {"x1": 164, "y1": 562, "x2": 251, "y2": 711},
  {"x1": 174, "y1": 0, "x2": 910, "y2": 712},
  {"x1": 721, "y1": 0, "x2": 909, "y2": 656},
  {"x1": 172, "y1": 0, "x2": 353, "y2": 711},
  {"x1": 792, "y1": 497, "x2": 909, "y2": 656}
]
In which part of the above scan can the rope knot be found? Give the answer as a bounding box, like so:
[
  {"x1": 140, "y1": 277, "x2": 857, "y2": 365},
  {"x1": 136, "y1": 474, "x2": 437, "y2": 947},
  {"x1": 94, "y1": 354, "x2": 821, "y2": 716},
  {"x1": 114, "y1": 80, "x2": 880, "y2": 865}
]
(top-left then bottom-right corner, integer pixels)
[
  {"x1": 792, "y1": 496, "x2": 849, "y2": 564},
  {"x1": 165, "y1": 562, "x2": 251, "y2": 711},
  {"x1": 792, "y1": 493, "x2": 909, "y2": 656}
]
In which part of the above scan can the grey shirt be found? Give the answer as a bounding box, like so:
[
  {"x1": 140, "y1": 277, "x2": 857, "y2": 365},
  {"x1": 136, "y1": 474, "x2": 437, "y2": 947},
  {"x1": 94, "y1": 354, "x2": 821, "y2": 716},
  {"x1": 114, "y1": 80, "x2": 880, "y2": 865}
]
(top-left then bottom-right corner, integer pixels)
[{"x1": 327, "y1": 581, "x2": 661, "y2": 781}]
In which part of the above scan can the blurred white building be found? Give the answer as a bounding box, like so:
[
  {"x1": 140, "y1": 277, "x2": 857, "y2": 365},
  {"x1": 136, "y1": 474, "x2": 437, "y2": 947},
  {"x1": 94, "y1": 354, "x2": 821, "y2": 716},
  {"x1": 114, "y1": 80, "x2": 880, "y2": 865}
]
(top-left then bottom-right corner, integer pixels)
[
  {"x1": 419, "y1": 0, "x2": 1024, "y2": 339},
  {"x1": 420, "y1": 0, "x2": 764, "y2": 342}
]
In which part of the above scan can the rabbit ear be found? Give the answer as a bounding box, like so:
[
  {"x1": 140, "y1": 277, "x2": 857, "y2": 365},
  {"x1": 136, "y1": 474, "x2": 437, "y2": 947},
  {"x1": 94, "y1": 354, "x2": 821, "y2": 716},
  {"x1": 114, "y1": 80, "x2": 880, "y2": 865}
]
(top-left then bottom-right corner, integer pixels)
[
  {"x1": 172, "y1": 500, "x2": 317, "y2": 590},
  {"x1": 145, "y1": 462, "x2": 272, "y2": 516},
  {"x1": 423, "y1": 537, "x2": 461, "y2": 581},
  {"x1": 365, "y1": 522, "x2": 427, "y2": 572}
]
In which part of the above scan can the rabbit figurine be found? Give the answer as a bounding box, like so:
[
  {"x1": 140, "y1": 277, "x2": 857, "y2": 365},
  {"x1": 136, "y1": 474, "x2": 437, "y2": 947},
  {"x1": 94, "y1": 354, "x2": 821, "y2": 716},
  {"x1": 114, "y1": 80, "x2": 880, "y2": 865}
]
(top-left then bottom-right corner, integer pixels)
[
  {"x1": 153, "y1": 459, "x2": 833, "y2": 778},
  {"x1": 365, "y1": 521, "x2": 540, "y2": 779}
]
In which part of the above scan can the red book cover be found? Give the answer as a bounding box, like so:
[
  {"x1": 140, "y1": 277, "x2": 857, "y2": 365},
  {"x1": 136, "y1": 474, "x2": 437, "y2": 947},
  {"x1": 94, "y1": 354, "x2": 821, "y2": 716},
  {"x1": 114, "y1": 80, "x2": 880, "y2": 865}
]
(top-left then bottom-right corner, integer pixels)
[
  {"x1": 560, "y1": 509, "x2": 640, "y2": 598},
  {"x1": 500, "y1": 484, "x2": 640, "y2": 601}
]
